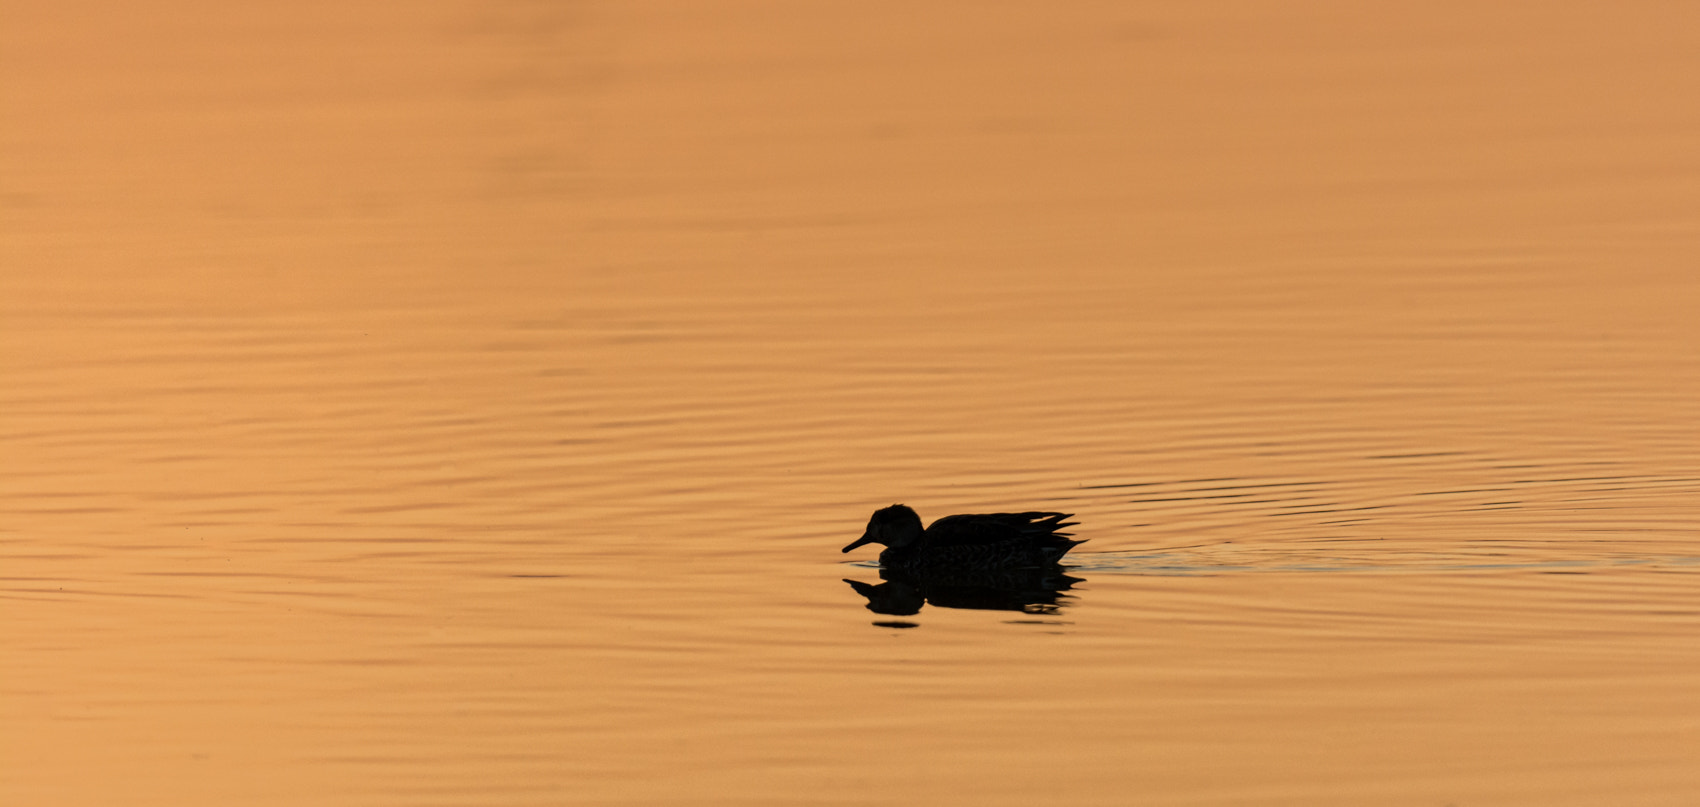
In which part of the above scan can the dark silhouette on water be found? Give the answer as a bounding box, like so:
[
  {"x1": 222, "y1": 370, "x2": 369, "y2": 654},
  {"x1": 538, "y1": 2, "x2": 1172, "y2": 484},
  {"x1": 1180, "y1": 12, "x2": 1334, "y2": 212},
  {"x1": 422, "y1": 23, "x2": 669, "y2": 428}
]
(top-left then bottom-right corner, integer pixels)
[
  {"x1": 841, "y1": 504, "x2": 1083, "y2": 572},
  {"x1": 843, "y1": 566, "x2": 1084, "y2": 617}
]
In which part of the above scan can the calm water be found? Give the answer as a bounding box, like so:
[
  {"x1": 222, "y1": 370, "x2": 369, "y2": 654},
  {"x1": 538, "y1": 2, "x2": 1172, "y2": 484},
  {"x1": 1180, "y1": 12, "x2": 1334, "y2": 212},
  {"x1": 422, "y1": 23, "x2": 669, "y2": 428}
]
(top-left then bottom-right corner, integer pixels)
[{"x1": 5, "y1": 2, "x2": 1700, "y2": 805}]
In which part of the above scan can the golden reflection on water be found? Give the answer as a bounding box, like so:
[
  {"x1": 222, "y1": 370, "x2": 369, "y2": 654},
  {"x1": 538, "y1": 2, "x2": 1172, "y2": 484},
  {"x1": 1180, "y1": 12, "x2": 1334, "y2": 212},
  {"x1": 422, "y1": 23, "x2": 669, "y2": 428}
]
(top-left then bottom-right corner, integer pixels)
[{"x1": 4, "y1": 2, "x2": 1700, "y2": 805}]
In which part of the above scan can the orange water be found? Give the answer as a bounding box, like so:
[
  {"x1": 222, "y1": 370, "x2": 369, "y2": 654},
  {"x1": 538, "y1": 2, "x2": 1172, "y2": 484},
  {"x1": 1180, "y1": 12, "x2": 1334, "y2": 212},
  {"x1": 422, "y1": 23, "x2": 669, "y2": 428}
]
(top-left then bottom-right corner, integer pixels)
[{"x1": 4, "y1": 2, "x2": 1699, "y2": 805}]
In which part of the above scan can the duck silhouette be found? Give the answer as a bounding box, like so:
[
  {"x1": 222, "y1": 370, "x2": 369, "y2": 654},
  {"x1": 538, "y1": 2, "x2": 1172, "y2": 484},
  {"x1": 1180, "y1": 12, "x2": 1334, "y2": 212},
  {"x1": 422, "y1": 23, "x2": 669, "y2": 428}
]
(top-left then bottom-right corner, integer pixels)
[{"x1": 841, "y1": 504, "x2": 1083, "y2": 572}]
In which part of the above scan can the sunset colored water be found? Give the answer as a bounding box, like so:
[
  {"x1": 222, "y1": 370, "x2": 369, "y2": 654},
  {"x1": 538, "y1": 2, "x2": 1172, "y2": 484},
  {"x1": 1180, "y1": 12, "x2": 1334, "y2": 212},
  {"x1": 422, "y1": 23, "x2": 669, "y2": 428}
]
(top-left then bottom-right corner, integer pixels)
[{"x1": 4, "y1": 2, "x2": 1699, "y2": 805}]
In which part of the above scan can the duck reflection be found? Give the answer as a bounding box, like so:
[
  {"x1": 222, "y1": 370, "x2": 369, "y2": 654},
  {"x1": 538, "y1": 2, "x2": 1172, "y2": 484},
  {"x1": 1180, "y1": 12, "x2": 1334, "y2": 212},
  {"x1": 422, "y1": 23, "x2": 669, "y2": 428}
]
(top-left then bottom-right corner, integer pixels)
[{"x1": 843, "y1": 566, "x2": 1084, "y2": 617}]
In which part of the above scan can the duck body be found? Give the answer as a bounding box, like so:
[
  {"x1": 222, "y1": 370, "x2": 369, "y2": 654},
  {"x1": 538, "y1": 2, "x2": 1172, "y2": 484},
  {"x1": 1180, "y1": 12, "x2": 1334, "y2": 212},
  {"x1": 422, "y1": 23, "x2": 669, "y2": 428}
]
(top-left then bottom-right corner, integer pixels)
[{"x1": 842, "y1": 504, "x2": 1082, "y2": 573}]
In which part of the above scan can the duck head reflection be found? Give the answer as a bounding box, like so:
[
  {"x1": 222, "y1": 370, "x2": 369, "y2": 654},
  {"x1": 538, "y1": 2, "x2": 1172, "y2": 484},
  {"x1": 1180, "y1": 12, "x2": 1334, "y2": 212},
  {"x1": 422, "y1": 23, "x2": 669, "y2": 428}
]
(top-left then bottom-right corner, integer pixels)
[{"x1": 843, "y1": 566, "x2": 1084, "y2": 617}]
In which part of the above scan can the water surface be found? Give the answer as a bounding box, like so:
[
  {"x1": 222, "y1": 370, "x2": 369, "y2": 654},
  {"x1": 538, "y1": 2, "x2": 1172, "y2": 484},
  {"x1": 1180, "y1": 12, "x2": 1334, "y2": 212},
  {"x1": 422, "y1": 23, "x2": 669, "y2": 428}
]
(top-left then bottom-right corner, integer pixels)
[{"x1": 4, "y1": 2, "x2": 1700, "y2": 805}]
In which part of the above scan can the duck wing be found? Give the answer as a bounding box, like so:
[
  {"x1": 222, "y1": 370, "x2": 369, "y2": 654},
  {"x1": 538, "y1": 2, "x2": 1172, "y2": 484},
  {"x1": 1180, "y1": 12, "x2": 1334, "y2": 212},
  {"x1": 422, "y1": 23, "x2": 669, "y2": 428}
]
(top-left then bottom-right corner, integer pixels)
[{"x1": 922, "y1": 512, "x2": 1076, "y2": 548}]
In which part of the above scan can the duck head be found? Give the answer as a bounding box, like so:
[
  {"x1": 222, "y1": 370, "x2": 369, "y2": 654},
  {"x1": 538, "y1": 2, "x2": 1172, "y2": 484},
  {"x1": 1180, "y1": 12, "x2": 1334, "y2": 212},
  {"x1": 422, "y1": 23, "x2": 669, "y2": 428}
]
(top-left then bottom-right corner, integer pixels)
[{"x1": 842, "y1": 504, "x2": 924, "y2": 554}]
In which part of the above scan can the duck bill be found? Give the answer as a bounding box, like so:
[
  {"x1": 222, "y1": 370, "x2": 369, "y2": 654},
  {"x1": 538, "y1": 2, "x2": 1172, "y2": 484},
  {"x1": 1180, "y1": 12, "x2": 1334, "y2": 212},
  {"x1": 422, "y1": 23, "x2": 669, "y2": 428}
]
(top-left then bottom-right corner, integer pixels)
[{"x1": 841, "y1": 532, "x2": 876, "y2": 553}]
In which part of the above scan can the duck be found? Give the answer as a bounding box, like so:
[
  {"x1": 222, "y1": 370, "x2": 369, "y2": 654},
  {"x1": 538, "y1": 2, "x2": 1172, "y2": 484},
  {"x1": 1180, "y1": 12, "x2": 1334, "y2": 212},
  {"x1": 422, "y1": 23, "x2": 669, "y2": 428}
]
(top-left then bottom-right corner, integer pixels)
[{"x1": 841, "y1": 504, "x2": 1083, "y2": 572}]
